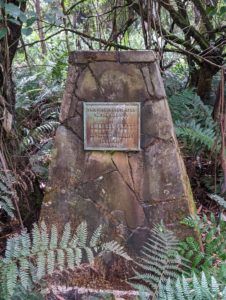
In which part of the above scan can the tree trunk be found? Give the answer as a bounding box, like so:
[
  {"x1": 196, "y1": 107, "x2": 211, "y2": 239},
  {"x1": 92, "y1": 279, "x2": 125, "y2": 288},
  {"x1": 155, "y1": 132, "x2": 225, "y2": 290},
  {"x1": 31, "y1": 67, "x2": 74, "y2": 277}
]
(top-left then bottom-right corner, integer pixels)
[
  {"x1": 0, "y1": 0, "x2": 27, "y2": 112},
  {"x1": 35, "y1": 0, "x2": 47, "y2": 55},
  {"x1": 196, "y1": 63, "x2": 219, "y2": 104}
]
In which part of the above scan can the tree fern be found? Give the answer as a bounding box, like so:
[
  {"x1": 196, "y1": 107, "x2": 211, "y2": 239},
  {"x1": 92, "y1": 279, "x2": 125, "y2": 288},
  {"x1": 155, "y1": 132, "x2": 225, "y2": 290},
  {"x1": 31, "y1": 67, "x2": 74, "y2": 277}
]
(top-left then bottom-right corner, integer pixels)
[
  {"x1": 0, "y1": 171, "x2": 15, "y2": 217},
  {"x1": 0, "y1": 221, "x2": 131, "y2": 299},
  {"x1": 129, "y1": 225, "x2": 188, "y2": 299}
]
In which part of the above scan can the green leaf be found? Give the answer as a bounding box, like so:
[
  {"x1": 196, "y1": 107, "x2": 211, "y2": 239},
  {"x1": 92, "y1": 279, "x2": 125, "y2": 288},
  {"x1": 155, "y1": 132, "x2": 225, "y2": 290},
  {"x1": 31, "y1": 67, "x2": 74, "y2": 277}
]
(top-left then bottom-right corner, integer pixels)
[
  {"x1": 26, "y1": 16, "x2": 36, "y2": 26},
  {"x1": 21, "y1": 27, "x2": 33, "y2": 36},
  {"x1": 19, "y1": 12, "x2": 27, "y2": 22},
  {"x1": 220, "y1": 263, "x2": 226, "y2": 272},
  {"x1": 4, "y1": 3, "x2": 21, "y2": 18},
  {"x1": 0, "y1": 27, "x2": 7, "y2": 40},
  {"x1": 206, "y1": 6, "x2": 217, "y2": 16},
  {"x1": 220, "y1": 6, "x2": 226, "y2": 16}
]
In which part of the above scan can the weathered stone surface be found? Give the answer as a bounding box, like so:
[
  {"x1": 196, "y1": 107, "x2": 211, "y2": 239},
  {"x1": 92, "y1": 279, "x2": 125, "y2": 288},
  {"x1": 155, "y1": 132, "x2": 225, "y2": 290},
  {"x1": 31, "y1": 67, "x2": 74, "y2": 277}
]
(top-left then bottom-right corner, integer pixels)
[
  {"x1": 60, "y1": 66, "x2": 79, "y2": 122},
  {"x1": 66, "y1": 115, "x2": 83, "y2": 139},
  {"x1": 127, "y1": 152, "x2": 144, "y2": 201},
  {"x1": 76, "y1": 67, "x2": 99, "y2": 101},
  {"x1": 141, "y1": 64, "x2": 166, "y2": 100},
  {"x1": 76, "y1": 63, "x2": 150, "y2": 102},
  {"x1": 47, "y1": 126, "x2": 84, "y2": 188},
  {"x1": 97, "y1": 171, "x2": 146, "y2": 229},
  {"x1": 69, "y1": 50, "x2": 156, "y2": 65},
  {"x1": 119, "y1": 50, "x2": 156, "y2": 63},
  {"x1": 83, "y1": 152, "x2": 116, "y2": 182},
  {"x1": 69, "y1": 50, "x2": 118, "y2": 64},
  {"x1": 47, "y1": 286, "x2": 143, "y2": 300},
  {"x1": 41, "y1": 51, "x2": 196, "y2": 255},
  {"x1": 143, "y1": 140, "x2": 185, "y2": 203},
  {"x1": 141, "y1": 100, "x2": 173, "y2": 148},
  {"x1": 112, "y1": 152, "x2": 134, "y2": 189}
]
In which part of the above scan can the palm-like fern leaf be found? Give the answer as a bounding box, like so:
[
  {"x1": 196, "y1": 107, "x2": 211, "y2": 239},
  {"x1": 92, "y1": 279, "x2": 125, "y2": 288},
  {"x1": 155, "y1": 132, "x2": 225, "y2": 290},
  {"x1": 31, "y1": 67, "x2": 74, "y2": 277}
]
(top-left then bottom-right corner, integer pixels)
[
  {"x1": 129, "y1": 225, "x2": 187, "y2": 298},
  {"x1": 0, "y1": 221, "x2": 130, "y2": 299},
  {"x1": 168, "y1": 89, "x2": 219, "y2": 154},
  {"x1": 159, "y1": 272, "x2": 226, "y2": 300}
]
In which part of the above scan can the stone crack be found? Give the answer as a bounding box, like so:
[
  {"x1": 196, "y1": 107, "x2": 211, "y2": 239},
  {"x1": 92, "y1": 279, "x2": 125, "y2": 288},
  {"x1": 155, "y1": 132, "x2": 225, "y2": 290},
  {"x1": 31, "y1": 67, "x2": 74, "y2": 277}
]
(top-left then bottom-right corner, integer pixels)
[{"x1": 111, "y1": 157, "x2": 142, "y2": 206}]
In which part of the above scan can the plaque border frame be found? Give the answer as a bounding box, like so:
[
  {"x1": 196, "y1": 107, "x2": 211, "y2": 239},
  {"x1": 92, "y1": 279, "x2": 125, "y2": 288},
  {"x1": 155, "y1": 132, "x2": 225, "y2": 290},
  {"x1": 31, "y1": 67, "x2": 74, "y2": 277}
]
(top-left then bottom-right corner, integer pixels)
[{"x1": 83, "y1": 102, "x2": 141, "y2": 151}]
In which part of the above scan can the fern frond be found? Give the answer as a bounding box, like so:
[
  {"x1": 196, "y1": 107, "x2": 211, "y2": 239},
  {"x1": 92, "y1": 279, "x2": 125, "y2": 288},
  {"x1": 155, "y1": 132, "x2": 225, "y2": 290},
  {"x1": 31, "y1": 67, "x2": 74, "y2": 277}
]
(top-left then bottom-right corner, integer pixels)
[
  {"x1": 90, "y1": 224, "x2": 102, "y2": 248},
  {"x1": 66, "y1": 248, "x2": 74, "y2": 269},
  {"x1": 129, "y1": 225, "x2": 186, "y2": 297},
  {"x1": 19, "y1": 258, "x2": 30, "y2": 289},
  {"x1": 175, "y1": 120, "x2": 217, "y2": 152},
  {"x1": 31, "y1": 223, "x2": 41, "y2": 253},
  {"x1": 76, "y1": 221, "x2": 88, "y2": 247},
  {"x1": 47, "y1": 250, "x2": 55, "y2": 275},
  {"x1": 158, "y1": 272, "x2": 226, "y2": 300},
  {"x1": 40, "y1": 222, "x2": 49, "y2": 251},
  {"x1": 49, "y1": 225, "x2": 58, "y2": 249},
  {"x1": 211, "y1": 275, "x2": 220, "y2": 295},
  {"x1": 21, "y1": 121, "x2": 59, "y2": 149},
  {"x1": 208, "y1": 193, "x2": 226, "y2": 210},
  {"x1": 60, "y1": 222, "x2": 71, "y2": 249},
  {"x1": 0, "y1": 171, "x2": 15, "y2": 217},
  {"x1": 0, "y1": 221, "x2": 130, "y2": 299},
  {"x1": 74, "y1": 247, "x2": 82, "y2": 266},
  {"x1": 168, "y1": 89, "x2": 218, "y2": 154},
  {"x1": 102, "y1": 241, "x2": 131, "y2": 261},
  {"x1": 33, "y1": 121, "x2": 59, "y2": 140},
  {"x1": 57, "y1": 248, "x2": 65, "y2": 271}
]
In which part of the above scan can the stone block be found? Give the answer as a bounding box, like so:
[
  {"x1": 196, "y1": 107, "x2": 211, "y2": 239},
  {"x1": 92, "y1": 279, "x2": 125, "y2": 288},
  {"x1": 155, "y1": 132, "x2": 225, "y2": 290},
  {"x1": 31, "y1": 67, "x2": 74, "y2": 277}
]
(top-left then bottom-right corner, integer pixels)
[
  {"x1": 143, "y1": 140, "x2": 185, "y2": 203},
  {"x1": 60, "y1": 65, "x2": 79, "y2": 122},
  {"x1": 141, "y1": 64, "x2": 166, "y2": 100},
  {"x1": 69, "y1": 50, "x2": 118, "y2": 64},
  {"x1": 119, "y1": 50, "x2": 156, "y2": 63},
  {"x1": 69, "y1": 50, "x2": 157, "y2": 65},
  {"x1": 76, "y1": 62, "x2": 150, "y2": 102},
  {"x1": 141, "y1": 100, "x2": 174, "y2": 148}
]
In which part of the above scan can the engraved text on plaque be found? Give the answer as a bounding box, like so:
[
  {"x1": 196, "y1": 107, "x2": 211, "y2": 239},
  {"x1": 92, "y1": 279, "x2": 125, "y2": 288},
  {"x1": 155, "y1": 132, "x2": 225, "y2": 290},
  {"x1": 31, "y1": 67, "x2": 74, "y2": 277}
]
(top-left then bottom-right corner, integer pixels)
[{"x1": 84, "y1": 102, "x2": 140, "y2": 151}]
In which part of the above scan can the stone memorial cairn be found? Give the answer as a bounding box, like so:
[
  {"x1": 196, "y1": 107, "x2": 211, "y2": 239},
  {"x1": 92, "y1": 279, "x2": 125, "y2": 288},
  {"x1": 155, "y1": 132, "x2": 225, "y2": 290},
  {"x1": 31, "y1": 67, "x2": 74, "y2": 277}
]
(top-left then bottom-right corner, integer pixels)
[{"x1": 41, "y1": 51, "x2": 196, "y2": 253}]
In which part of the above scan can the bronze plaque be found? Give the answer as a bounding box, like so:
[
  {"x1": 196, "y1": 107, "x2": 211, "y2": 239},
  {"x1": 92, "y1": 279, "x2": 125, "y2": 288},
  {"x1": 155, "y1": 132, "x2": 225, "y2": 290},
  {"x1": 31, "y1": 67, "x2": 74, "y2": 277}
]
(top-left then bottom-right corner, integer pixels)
[{"x1": 84, "y1": 102, "x2": 140, "y2": 151}]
